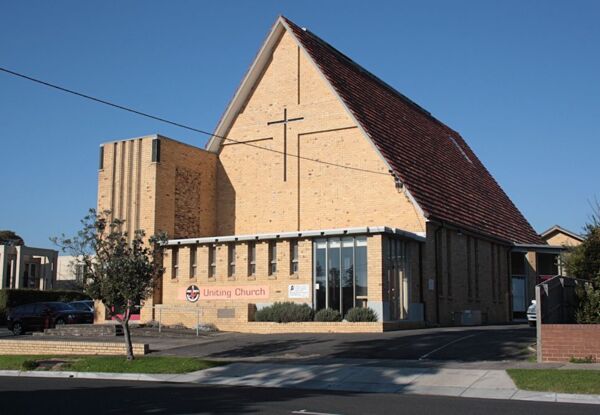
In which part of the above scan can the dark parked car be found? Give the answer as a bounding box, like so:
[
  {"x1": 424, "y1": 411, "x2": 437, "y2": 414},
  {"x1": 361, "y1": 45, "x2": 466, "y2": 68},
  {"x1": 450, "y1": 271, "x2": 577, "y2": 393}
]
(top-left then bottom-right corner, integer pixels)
[
  {"x1": 69, "y1": 300, "x2": 94, "y2": 312},
  {"x1": 7, "y1": 302, "x2": 94, "y2": 335}
]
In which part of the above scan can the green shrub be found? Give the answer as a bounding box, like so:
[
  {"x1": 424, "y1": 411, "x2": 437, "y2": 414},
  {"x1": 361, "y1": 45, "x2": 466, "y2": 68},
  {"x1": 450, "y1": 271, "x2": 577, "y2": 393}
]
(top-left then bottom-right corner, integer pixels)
[
  {"x1": 21, "y1": 360, "x2": 39, "y2": 371},
  {"x1": 314, "y1": 308, "x2": 342, "y2": 322},
  {"x1": 569, "y1": 355, "x2": 597, "y2": 364},
  {"x1": 345, "y1": 307, "x2": 378, "y2": 322},
  {"x1": 0, "y1": 289, "x2": 90, "y2": 324},
  {"x1": 254, "y1": 302, "x2": 314, "y2": 323}
]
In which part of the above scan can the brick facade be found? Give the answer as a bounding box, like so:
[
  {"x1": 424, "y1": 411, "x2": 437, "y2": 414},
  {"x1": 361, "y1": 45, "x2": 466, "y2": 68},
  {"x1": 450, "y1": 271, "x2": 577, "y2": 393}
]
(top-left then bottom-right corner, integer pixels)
[
  {"x1": 541, "y1": 324, "x2": 600, "y2": 362},
  {"x1": 94, "y1": 21, "x2": 543, "y2": 331},
  {"x1": 0, "y1": 339, "x2": 148, "y2": 356}
]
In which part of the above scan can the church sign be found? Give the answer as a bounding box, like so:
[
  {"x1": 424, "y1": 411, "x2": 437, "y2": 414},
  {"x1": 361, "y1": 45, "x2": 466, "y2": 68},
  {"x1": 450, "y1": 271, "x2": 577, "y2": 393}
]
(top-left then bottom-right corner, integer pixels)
[
  {"x1": 288, "y1": 284, "x2": 310, "y2": 299},
  {"x1": 182, "y1": 285, "x2": 270, "y2": 301}
]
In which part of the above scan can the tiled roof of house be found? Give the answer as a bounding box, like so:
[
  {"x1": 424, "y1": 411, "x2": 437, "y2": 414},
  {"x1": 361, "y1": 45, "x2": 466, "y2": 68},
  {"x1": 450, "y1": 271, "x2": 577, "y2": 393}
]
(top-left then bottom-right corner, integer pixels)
[{"x1": 284, "y1": 17, "x2": 543, "y2": 245}]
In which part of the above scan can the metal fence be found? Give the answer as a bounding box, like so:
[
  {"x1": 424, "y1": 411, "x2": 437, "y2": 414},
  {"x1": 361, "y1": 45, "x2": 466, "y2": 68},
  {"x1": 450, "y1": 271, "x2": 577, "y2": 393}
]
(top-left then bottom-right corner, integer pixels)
[{"x1": 150, "y1": 306, "x2": 206, "y2": 336}]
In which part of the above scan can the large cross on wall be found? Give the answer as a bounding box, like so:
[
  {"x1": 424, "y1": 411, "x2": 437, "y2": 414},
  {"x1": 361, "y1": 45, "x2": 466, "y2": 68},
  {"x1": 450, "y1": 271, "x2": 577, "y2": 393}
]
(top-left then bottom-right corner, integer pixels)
[
  {"x1": 257, "y1": 48, "x2": 358, "y2": 229},
  {"x1": 267, "y1": 108, "x2": 304, "y2": 182},
  {"x1": 265, "y1": 106, "x2": 358, "y2": 230}
]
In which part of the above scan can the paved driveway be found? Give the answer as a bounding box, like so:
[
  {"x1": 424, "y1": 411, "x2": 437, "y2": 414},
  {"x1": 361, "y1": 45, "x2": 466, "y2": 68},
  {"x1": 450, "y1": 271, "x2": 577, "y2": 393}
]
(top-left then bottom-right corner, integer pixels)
[{"x1": 154, "y1": 324, "x2": 535, "y2": 363}]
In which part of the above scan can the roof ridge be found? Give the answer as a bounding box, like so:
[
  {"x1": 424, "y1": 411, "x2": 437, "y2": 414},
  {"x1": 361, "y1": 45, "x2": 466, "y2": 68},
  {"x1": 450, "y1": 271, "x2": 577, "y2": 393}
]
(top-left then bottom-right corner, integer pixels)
[
  {"x1": 282, "y1": 16, "x2": 466, "y2": 135},
  {"x1": 284, "y1": 16, "x2": 543, "y2": 244}
]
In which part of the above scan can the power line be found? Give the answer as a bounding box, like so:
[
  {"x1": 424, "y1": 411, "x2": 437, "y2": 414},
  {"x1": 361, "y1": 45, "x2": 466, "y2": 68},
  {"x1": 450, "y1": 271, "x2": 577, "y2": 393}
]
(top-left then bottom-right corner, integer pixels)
[{"x1": 0, "y1": 66, "x2": 390, "y2": 176}]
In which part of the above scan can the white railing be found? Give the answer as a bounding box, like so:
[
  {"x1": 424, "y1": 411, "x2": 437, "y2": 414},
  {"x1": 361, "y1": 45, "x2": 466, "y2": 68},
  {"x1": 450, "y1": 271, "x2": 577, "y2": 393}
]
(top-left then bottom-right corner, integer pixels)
[{"x1": 150, "y1": 305, "x2": 206, "y2": 336}]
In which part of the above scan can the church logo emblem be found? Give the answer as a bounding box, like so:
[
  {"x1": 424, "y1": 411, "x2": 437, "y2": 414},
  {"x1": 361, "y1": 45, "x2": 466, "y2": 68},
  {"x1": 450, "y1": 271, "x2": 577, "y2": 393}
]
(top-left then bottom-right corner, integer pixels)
[{"x1": 185, "y1": 285, "x2": 200, "y2": 302}]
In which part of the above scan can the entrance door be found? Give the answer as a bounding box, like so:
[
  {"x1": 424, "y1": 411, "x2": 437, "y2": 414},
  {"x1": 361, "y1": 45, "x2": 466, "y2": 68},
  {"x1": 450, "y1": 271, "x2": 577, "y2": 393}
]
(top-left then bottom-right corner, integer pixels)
[
  {"x1": 512, "y1": 277, "x2": 526, "y2": 319},
  {"x1": 387, "y1": 239, "x2": 405, "y2": 321},
  {"x1": 388, "y1": 267, "x2": 400, "y2": 320}
]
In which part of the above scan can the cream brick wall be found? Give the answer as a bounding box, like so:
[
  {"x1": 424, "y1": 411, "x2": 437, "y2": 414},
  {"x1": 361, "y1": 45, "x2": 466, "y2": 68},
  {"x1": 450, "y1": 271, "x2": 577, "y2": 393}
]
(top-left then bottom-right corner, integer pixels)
[
  {"x1": 422, "y1": 222, "x2": 513, "y2": 325},
  {"x1": 98, "y1": 135, "x2": 217, "y2": 239},
  {"x1": 0, "y1": 339, "x2": 148, "y2": 355},
  {"x1": 544, "y1": 232, "x2": 582, "y2": 247},
  {"x1": 216, "y1": 30, "x2": 425, "y2": 236},
  {"x1": 154, "y1": 234, "x2": 402, "y2": 325}
]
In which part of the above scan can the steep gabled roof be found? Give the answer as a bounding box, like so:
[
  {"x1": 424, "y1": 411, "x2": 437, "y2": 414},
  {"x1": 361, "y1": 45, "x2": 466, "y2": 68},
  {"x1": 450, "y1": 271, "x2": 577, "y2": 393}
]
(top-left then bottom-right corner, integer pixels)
[
  {"x1": 281, "y1": 17, "x2": 543, "y2": 245},
  {"x1": 207, "y1": 16, "x2": 543, "y2": 245}
]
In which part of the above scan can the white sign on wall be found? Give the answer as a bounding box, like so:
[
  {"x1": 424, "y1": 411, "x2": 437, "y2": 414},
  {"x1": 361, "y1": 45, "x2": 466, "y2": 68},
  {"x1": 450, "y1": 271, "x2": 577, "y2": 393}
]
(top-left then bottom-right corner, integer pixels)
[{"x1": 288, "y1": 284, "x2": 310, "y2": 299}]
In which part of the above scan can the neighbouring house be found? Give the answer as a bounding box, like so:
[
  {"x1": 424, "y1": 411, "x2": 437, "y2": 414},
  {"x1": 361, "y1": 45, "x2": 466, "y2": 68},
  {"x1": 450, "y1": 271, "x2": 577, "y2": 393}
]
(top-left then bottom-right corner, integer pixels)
[
  {"x1": 0, "y1": 244, "x2": 58, "y2": 290},
  {"x1": 95, "y1": 16, "x2": 562, "y2": 330},
  {"x1": 55, "y1": 255, "x2": 86, "y2": 290},
  {"x1": 540, "y1": 225, "x2": 584, "y2": 247}
]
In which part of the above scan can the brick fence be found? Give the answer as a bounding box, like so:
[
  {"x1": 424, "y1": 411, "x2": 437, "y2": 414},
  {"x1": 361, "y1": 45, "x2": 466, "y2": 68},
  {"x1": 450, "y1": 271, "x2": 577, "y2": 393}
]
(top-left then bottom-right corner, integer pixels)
[
  {"x1": 0, "y1": 339, "x2": 148, "y2": 356},
  {"x1": 540, "y1": 324, "x2": 600, "y2": 362},
  {"x1": 214, "y1": 320, "x2": 426, "y2": 334}
]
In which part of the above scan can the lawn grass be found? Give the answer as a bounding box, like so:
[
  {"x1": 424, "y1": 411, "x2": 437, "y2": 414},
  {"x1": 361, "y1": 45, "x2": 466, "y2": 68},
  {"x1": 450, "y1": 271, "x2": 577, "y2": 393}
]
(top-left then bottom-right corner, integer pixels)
[
  {"x1": 0, "y1": 355, "x2": 225, "y2": 374},
  {"x1": 0, "y1": 355, "x2": 51, "y2": 370},
  {"x1": 507, "y1": 369, "x2": 600, "y2": 395}
]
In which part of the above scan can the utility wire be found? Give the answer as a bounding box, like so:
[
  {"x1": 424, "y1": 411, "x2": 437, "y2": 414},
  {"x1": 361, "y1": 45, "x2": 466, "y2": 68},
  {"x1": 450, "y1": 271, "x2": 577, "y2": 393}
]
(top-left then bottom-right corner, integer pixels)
[{"x1": 0, "y1": 66, "x2": 391, "y2": 176}]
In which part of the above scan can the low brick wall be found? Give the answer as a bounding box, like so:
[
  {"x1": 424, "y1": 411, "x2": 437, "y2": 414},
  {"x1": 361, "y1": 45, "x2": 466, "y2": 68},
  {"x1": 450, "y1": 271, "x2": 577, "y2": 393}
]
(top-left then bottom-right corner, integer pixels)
[
  {"x1": 215, "y1": 321, "x2": 426, "y2": 334},
  {"x1": 140, "y1": 304, "x2": 426, "y2": 333},
  {"x1": 541, "y1": 324, "x2": 600, "y2": 362},
  {"x1": 0, "y1": 339, "x2": 148, "y2": 356}
]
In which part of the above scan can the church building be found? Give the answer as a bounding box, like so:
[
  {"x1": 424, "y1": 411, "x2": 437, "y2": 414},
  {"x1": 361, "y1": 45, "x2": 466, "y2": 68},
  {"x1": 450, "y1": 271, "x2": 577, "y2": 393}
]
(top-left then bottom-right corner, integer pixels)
[{"x1": 96, "y1": 16, "x2": 558, "y2": 330}]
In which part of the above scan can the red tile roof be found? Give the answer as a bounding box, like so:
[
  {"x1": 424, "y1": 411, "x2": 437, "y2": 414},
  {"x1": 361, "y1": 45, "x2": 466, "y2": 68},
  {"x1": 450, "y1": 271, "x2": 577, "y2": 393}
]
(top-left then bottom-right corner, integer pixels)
[{"x1": 284, "y1": 17, "x2": 543, "y2": 244}]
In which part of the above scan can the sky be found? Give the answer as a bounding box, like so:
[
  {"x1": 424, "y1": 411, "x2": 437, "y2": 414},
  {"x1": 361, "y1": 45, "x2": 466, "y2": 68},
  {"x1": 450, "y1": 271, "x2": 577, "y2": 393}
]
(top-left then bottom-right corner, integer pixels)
[{"x1": 1, "y1": 1, "x2": 599, "y2": 247}]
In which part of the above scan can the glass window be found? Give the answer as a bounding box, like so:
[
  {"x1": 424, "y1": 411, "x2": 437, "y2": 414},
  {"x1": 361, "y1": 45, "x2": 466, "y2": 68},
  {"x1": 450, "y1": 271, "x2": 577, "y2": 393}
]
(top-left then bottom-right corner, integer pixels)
[
  {"x1": 248, "y1": 242, "x2": 256, "y2": 277},
  {"x1": 290, "y1": 240, "x2": 299, "y2": 275},
  {"x1": 269, "y1": 241, "x2": 277, "y2": 275},
  {"x1": 171, "y1": 247, "x2": 179, "y2": 279},
  {"x1": 208, "y1": 245, "x2": 216, "y2": 278},
  {"x1": 327, "y1": 239, "x2": 341, "y2": 313},
  {"x1": 355, "y1": 237, "x2": 368, "y2": 299},
  {"x1": 228, "y1": 244, "x2": 236, "y2": 277},
  {"x1": 315, "y1": 240, "x2": 327, "y2": 311},
  {"x1": 341, "y1": 238, "x2": 354, "y2": 316},
  {"x1": 190, "y1": 246, "x2": 197, "y2": 278},
  {"x1": 314, "y1": 236, "x2": 369, "y2": 314}
]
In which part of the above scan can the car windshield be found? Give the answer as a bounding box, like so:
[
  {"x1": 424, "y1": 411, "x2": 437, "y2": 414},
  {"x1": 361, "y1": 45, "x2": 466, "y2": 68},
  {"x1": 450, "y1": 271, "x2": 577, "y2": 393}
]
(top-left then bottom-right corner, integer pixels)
[{"x1": 47, "y1": 302, "x2": 74, "y2": 311}]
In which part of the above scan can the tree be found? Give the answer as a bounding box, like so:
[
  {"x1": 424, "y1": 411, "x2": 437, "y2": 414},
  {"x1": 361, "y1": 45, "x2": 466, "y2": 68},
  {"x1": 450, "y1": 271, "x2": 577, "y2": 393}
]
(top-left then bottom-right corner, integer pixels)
[
  {"x1": 564, "y1": 201, "x2": 600, "y2": 323},
  {"x1": 0, "y1": 230, "x2": 24, "y2": 246},
  {"x1": 52, "y1": 209, "x2": 166, "y2": 360}
]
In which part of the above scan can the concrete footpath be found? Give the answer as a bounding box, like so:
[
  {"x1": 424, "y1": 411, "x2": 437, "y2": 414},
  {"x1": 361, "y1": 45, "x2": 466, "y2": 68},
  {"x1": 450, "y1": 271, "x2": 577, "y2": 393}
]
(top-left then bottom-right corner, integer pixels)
[{"x1": 2, "y1": 362, "x2": 600, "y2": 405}]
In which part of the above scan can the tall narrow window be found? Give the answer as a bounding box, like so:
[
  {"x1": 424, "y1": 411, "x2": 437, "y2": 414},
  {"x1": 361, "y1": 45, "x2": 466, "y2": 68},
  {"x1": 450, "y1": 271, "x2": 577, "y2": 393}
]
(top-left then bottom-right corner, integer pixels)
[
  {"x1": 466, "y1": 236, "x2": 473, "y2": 299},
  {"x1": 269, "y1": 241, "x2": 277, "y2": 276},
  {"x1": 228, "y1": 244, "x2": 236, "y2": 278},
  {"x1": 190, "y1": 246, "x2": 197, "y2": 279},
  {"x1": 290, "y1": 240, "x2": 299, "y2": 275},
  {"x1": 436, "y1": 232, "x2": 443, "y2": 296},
  {"x1": 208, "y1": 245, "x2": 216, "y2": 279},
  {"x1": 474, "y1": 240, "x2": 480, "y2": 299},
  {"x1": 248, "y1": 242, "x2": 256, "y2": 277},
  {"x1": 497, "y1": 245, "x2": 503, "y2": 303},
  {"x1": 490, "y1": 243, "x2": 496, "y2": 302},
  {"x1": 98, "y1": 145, "x2": 104, "y2": 170},
  {"x1": 446, "y1": 230, "x2": 452, "y2": 298},
  {"x1": 171, "y1": 247, "x2": 179, "y2": 279},
  {"x1": 151, "y1": 138, "x2": 161, "y2": 162}
]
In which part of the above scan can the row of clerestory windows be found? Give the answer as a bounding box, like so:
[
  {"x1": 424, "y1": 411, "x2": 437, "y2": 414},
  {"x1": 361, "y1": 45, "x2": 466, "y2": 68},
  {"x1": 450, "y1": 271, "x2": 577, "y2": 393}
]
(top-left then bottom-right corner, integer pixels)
[{"x1": 170, "y1": 240, "x2": 300, "y2": 280}]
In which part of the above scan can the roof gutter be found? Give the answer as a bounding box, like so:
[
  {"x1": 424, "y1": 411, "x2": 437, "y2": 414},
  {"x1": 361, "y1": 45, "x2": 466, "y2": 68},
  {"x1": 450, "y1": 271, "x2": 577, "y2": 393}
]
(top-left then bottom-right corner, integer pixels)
[{"x1": 163, "y1": 226, "x2": 426, "y2": 246}]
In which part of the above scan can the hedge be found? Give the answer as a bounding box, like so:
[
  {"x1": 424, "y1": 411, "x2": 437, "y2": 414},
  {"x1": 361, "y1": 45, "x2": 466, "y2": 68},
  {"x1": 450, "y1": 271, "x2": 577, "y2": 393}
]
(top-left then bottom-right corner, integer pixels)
[
  {"x1": 254, "y1": 302, "x2": 314, "y2": 323},
  {"x1": 0, "y1": 289, "x2": 90, "y2": 324},
  {"x1": 314, "y1": 308, "x2": 342, "y2": 322},
  {"x1": 345, "y1": 307, "x2": 378, "y2": 322}
]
